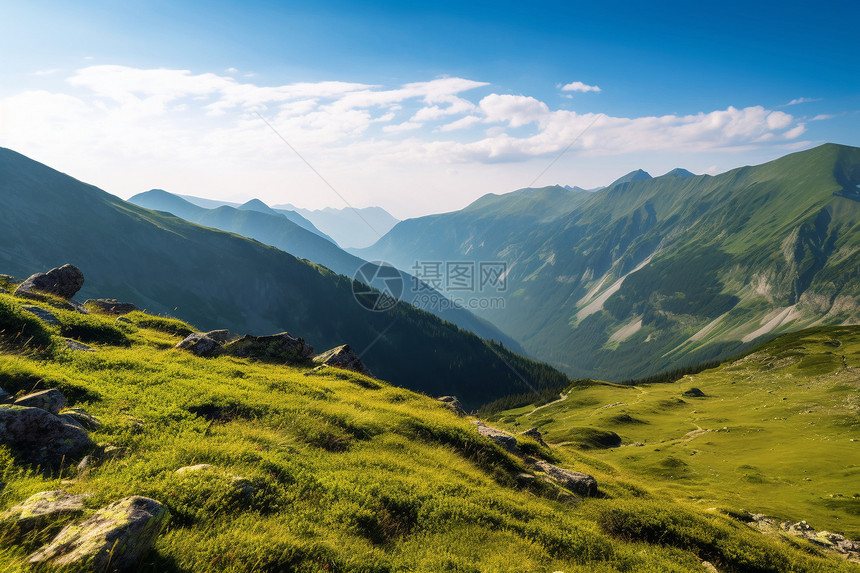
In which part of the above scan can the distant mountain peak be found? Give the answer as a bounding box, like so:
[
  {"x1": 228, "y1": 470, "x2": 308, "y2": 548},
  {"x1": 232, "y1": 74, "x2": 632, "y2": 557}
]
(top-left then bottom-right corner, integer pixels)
[
  {"x1": 238, "y1": 198, "x2": 278, "y2": 215},
  {"x1": 663, "y1": 168, "x2": 696, "y2": 178},
  {"x1": 610, "y1": 169, "x2": 652, "y2": 186}
]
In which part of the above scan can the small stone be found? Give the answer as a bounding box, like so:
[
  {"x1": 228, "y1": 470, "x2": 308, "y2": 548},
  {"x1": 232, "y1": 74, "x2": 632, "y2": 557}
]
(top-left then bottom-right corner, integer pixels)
[
  {"x1": 14, "y1": 389, "x2": 67, "y2": 414},
  {"x1": 313, "y1": 344, "x2": 372, "y2": 376},
  {"x1": 29, "y1": 496, "x2": 169, "y2": 570},
  {"x1": 175, "y1": 333, "x2": 223, "y2": 357},
  {"x1": 84, "y1": 299, "x2": 139, "y2": 315},
  {"x1": 66, "y1": 339, "x2": 95, "y2": 352},
  {"x1": 21, "y1": 306, "x2": 60, "y2": 326}
]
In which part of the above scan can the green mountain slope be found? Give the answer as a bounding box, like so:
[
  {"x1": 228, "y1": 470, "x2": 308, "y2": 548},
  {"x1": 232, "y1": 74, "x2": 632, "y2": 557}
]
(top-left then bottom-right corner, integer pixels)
[
  {"x1": 128, "y1": 189, "x2": 522, "y2": 352},
  {"x1": 0, "y1": 295, "x2": 854, "y2": 572},
  {"x1": 0, "y1": 147, "x2": 548, "y2": 408},
  {"x1": 357, "y1": 144, "x2": 860, "y2": 379},
  {"x1": 492, "y1": 325, "x2": 860, "y2": 540}
]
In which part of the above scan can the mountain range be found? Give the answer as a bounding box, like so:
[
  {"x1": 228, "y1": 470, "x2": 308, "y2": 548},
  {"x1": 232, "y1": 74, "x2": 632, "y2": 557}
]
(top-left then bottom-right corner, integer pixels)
[
  {"x1": 357, "y1": 143, "x2": 860, "y2": 380},
  {"x1": 0, "y1": 147, "x2": 564, "y2": 408}
]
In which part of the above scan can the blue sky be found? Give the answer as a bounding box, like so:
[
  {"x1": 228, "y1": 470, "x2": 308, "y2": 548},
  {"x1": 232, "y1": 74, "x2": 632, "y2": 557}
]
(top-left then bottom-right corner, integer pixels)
[{"x1": 2, "y1": 0, "x2": 858, "y2": 217}]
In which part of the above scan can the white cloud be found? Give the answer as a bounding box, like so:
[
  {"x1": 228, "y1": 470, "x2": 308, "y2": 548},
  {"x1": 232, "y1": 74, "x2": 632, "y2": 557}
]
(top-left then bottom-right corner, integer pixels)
[
  {"x1": 784, "y1": 97, "x2": 821, "y2": 106},
  {"x1": 811, "y1": 114, "x2": 835, "y2": 121},
  {"x1": 561, "y1": 81, "x2": 601, "y2": 93},
  {"x1": 383, "y1": 121, "x2": 423, "y2": 133}
]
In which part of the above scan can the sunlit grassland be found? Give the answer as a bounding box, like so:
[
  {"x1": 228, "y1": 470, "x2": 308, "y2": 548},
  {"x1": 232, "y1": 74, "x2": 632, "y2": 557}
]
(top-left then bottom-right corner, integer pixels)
[
  {"x1": 0, "y1": 292, "x2": 856, "y2": 571},
  {"x1": 495, "y1": 326, "x2": 860, "y2": 540}
]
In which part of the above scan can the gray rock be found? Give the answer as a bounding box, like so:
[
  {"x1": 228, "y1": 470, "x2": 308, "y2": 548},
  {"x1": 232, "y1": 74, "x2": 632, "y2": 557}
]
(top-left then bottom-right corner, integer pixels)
[
  {"x1": 474, "y1": 421, "x2": 518, "y2": 452},
  {"x1": 60, "y1": 408, "x2": 102, "y2": 431},
  {"x1": 2, "y1": 490, "x2": 88, "y2": 531},
  {"x1": 223, "y1": 332, "x2": 314, "y2": 363},
  {"x1": 15, "y1": 264, "x2": 84, "y2": 300},
  {"x1": 14, "y1": 389, "x2": 67, "y2": 414},
  {"x1": 313, "y1": 344, "x2": 372, "y2": 376},
  {"x1": 66, "y1": 339, "x2": 95, "y2": 352},
  {"x1": 204, "y1": 329, "x2": 232, "y2": 343},
  {"x1": 175, "y1": 464, "x2": 214, "y2": 474},
  {"x1": 175, "y1": 332, "x2": 223, "y2": 357},
  {"x1": 29, "y1": 496, "x2": 169, "y2": 570},
  {"x1": 533, "y1": 460, "x2": 599, "y2": 497},
  {"x1": 116, "y1": 316, "x2": 132, "y2": 324},
  {"x1": 84, "y1": 298, "x2": 139, "y2": 315},
  {"x1": 0, "y1": 405, "x2": 92, "y2": 465},
  {"x1": 521, "y1": 427, "x2": 548, "y2": 448},
  {"x1": 21, "y1": 306, "x2": 60, "y2": 326},
  {"x1": 683, "y1": 387, "x2": 706, "y2": 397},
  {"x1": 437, "y1": 396, "x2": 467, "y2": 416}
]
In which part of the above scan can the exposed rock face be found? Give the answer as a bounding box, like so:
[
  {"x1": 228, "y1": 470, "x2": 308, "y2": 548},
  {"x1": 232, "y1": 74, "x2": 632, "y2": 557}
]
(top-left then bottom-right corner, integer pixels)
[
  {"x1": 15, "y1": 264, "x2": 84, "y2": 300},
  {"x1": 533, "y1": 460, "x2": 599, "y2": 497},
  {"x1": 474, "y1": 421, "x2": 518, "y2": 452},
  {"x1": 683, "y1": 387, "x2": 706, "y2": 397},
  {"x1": 22, "y1": 306, "x2": 60, "y2": 326},
  {"x1": 437, "y1": 395, "x2": 467, "y2": 416},
  {"x1": 0, "y1": 405, "x2": 93, "y2": 465},
  {"x1": 223, "y1": 332, "x2": 314, "y2": 363},
  {"x1": 29, "y1": 496, "x2": 169, "y2": 569},
  {"x1": 521, "y1": 427, "x2": 548, "y2": 448},
  {"x1": 313, "y1": 344, "x2": 372, "y2": 376},
  {"x1": 175, "y1": 332, "x2": 223, "y2": 357},
  {"x1": 85, "y1": 299, "x2": 139, "y2": 315},
  {"x1": 2, "y1": 490, "x2": 88, "y2": 531},
  {"x1": 14, "y1": 389, "x2": 67, "y2": 415}
]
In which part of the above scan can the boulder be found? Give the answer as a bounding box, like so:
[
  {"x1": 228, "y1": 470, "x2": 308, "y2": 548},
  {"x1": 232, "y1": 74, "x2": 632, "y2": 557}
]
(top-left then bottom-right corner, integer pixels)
[
  {"x1": 15, "y1": 264, "x2": 84, "y2": 300},
  {"x1": 474, "y1": 421, "x2": 517, "y2": 452},
  {"x1": 533, "y1": 460, "x2": 599, "y2": 497},
  {"x1": 683, "y1": 387, "x2": 706, "y2": 397},
  {"x1": 437, "y1": 396, "x2": 467, "y2": 416},
  {"x1": 203, "y1": 329, "x2": 232, "y2": 343},
  {"x1": 521, "y1": 427, "x2": 548, "y2": 448},
  {"x1": 175, "y1": 332, "x2": 223, "y2": 357},
  {"x1": 14, "y1": 389, "x2": 67, "y2": 414},
  {"x1": 313, "y1": 344, "x2": 372, "y2": 376},
  {"x1": 223, "y1": 332, "x2": 314, "y2": 363},
  {"x1": 22, "y1": 306, "x2": 60, "y2": 326},
  {"x1": 0, "y1": 405, "x2": 92, "y2": 465},
  {"x1": 2, "y1": 490, "x2": 88, "y2": 531},
  {"x1": 84, "y1": 299, "x2": 139, "y2": 315},
  {"x1": 29, "y1": 496, "x2": 168, "y2": 570}
]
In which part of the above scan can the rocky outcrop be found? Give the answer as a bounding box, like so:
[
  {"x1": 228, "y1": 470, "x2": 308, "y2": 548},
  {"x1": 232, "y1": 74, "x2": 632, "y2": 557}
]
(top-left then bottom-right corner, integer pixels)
[
  {"x1": 84, "y1": 299, "x2": 139, "y2": 315},
  {"x1": 29, "y1": 496, "x2": 168, "y2": 569},
  {"x1": 175, "y1": 332, "x2": 223, "y2": 357},
  {"x1": 223, "y1": 332, "x2": 314, "y2": 363},
  {"x1": 533, "y1": 460, "x2": 599, "y2": 497},
  {"x1": 437, "y1": 396, "x2": 467, "y2": 416},
  {"x1": 15, "y1": 264, "x2": 84, "y2": 300},
  {"x1": 14, "y1": 389, "x2": 66, "y2": 414},
  {"x1": 748, "y1": 513, "x2": 860, "y2": 561},
  {"x1": 22, "y1": 306, "x2": 60, "y2": 326},
  {"x1": 2, "y1": 490, "x2": 88, "y2": 532},
  {"x1": 474, "y1": 421, "x2": 518, "y2": 452},
  {"x1": 313, "y1": 344, "x2": 372, "y2": 376},
  {"x1": 204, "y1": 330, "x2": 232, "y2": 343},
  {"x1": 0, "y1": 405, "x2": 92, "y2": 465},
  {"x1": 521, "y1": 427, "x2": 548, "y2": 448}
]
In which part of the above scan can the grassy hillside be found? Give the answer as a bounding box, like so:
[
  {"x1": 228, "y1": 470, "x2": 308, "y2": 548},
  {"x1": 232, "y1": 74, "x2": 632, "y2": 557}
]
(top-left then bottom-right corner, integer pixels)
[
  {"x1": 358, "y1": 144, "x2": 860, "y2": 380},
  {"x1": 0, "y1": 293, "x2": 855, "y2": 571},
  {"x1": 0, "y1": 147, "x2": 542, "y2": 408},
  {"x1": 492, "y1": 325, "x2": 860, "y2": 539}
]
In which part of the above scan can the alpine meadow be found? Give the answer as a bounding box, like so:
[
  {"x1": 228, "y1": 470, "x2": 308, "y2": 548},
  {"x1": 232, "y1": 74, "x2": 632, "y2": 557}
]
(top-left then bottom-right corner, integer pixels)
[{"x1": 2, "y1": 1, "x2": 859, "y2": 572}]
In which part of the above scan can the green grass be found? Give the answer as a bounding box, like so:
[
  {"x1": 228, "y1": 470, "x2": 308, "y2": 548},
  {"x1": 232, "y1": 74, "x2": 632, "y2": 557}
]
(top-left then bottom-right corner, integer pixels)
[
  {"x1": 0, "y1": 293, "x2": 856, "y2": 572},
  {"x1": 496, "y1": 325, "x2": 860, "y2": 541}
]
